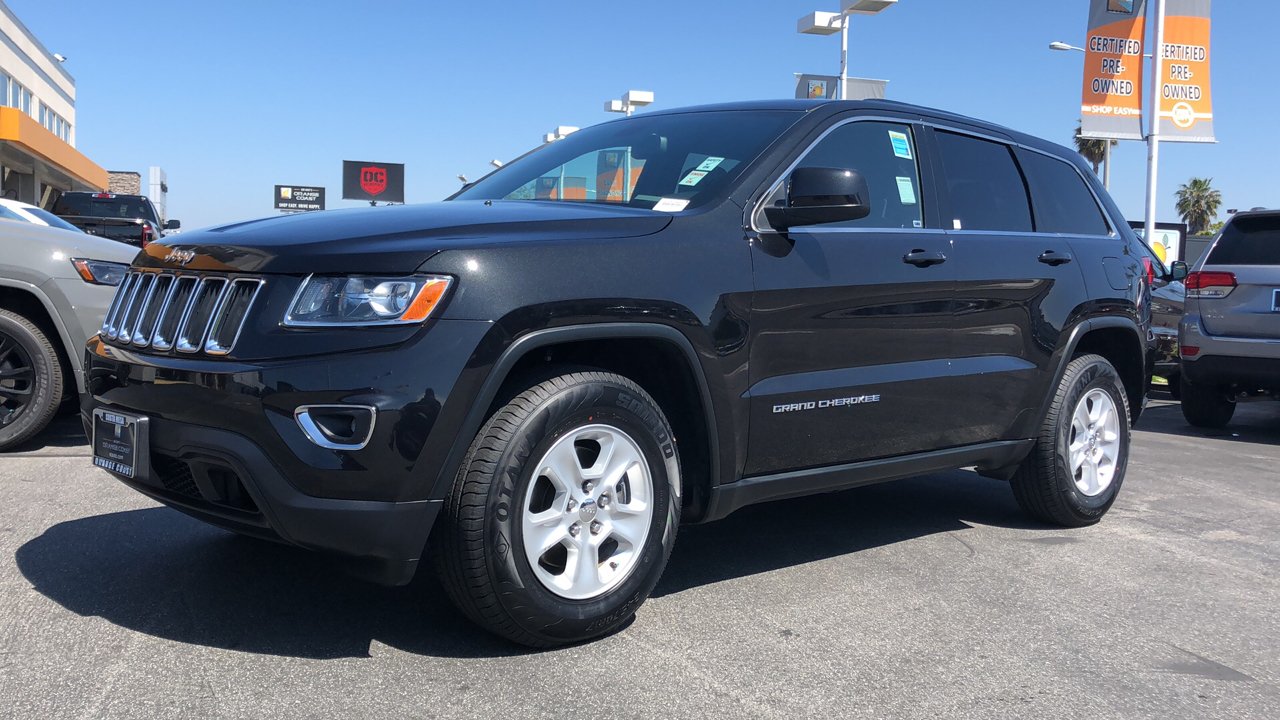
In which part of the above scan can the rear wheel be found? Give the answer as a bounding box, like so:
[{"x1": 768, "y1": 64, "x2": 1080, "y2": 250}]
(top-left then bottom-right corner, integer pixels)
[
  {"x1": 1179, "y1": 375, "x2": 1236, "y2": 428},
  {"x1": 0, "y1": 310, "x2": 63, "y2": 451},
  {"x1": 433, "y1": 370, "x2": 680, "y2": 647},
  {"x1": 1012, "y1": 354, "x2": 1130, "y2": 527}
]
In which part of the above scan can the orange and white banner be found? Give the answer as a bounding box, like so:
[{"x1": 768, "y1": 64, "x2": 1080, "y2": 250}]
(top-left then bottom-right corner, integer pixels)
[
  {"x1": 1157, "y1": 0, "x2": 1215, "y2": 142},
  {"x1": 1081, "y1": 0, "x2": 1147, "y2": 140}
]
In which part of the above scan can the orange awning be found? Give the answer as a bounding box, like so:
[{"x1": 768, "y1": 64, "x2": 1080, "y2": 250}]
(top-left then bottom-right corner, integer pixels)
[{"x1": 0, "y1": 107, "x2": 107, "y2": 190}]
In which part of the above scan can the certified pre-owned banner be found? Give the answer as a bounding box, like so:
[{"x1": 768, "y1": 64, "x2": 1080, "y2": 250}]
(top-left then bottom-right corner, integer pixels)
[
  {"x1": 1080, "y1": 0, "x2": 1148, "y2": 140},
  {"x1": 1158, "y1": 0, "x2": 1214, "y2": 142}
]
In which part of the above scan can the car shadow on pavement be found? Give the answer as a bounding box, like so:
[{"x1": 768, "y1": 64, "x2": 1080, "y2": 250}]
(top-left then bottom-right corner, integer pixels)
[
  {"x1": 5, "y1": 414, "x2": 89, "y2": 454},
  {"x1": 15, "y1": 470, "x2": 1037, "y2": 659},
  {"x1": 1137, "y1": 399, "x2": 1280, "y2": 446},
  {"x1": 655, "y1": 470, "x2": 1036, "y2": 598}
]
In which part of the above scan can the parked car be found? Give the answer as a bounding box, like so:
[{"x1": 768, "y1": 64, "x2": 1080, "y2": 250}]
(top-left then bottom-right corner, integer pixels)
[
  {"x1": 1, "y1": 218, "x2": 136, "y2": 450},
  {"x1": 0, "y1": 198, "x2": 84, "y2": 232},
  {"x1": 1177, "y1": 209, "x2": 1280, "y2": 427},
  {"x1": 51, "y1": 191, "x2": 179, "y2": 247},
  {"x1": 1137, "y1": 240, "x2": 1187, "y2": 395},
  {"x1": 82, "y1": 100, "x2": 1151, "y2": 647}
]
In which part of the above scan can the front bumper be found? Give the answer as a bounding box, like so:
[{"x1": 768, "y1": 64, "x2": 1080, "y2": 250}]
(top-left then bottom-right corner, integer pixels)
[{"x1": 81, "y1": 319, "x2": 492, "y2": 584}]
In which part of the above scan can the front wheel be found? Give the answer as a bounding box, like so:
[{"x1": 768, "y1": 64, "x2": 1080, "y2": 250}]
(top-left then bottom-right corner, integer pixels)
[
  {"x1": 1011, "y1": 354, "x2": 1130, "y2": 527},
  {"x1": 0, "y1": 310, "x2": 63, "y2": 451},
  {"x1": 433, "y1": 370, "x2": 680, "y2": 647}
]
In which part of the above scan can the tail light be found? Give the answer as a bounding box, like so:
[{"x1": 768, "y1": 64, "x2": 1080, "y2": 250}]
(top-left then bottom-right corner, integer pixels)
[
  {"x1": 1185, "y1": 270, "x2": 1236, "y2": 299},
  {"x1": 140, "y1": 223, "x2": 153, "y2": 247},
  {"x1": 1181, "y1": 346, "x2": 1200, "y2": 358}
]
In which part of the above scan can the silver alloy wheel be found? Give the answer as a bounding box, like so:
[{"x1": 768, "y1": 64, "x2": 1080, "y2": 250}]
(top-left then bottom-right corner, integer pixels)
[
  {"x1": 521, "y1": 424, "x2": 654, "y2": 600},
  {"x1": 1068, "y1": 388, "x2": 1121, "y2": 497}
]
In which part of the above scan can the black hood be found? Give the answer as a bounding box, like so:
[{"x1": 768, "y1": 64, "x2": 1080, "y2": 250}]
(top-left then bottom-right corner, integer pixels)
[{"x1": 135, "y1": 201, "x2": 673, "y2": 274}]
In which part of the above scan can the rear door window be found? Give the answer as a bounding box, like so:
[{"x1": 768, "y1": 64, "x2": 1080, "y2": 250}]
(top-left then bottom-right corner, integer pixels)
[
  {"x1": 765, "y1": 120, "x2": 925, "y2": 230},
  {"x1": 1015, "y1": 149, "x2": 1111, "y2": 235},
  {"x1": 1206, "y1": 215, "x2": 1280, "y2": 265},
  {"x1": 934, "y1": 131, "x2": 1032, "y2": 233}
]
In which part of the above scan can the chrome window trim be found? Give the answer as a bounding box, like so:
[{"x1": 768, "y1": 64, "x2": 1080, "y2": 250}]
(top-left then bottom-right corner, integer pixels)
[
  {"x1": 205, "y1": 278, "x2": 266, "y2": 355},
  {"x1": 749, "y1": 114, "x2": 926, "y2": 235},
  {"x1": 749, "y1": 114, "x2": 1120, "y2": 239}
]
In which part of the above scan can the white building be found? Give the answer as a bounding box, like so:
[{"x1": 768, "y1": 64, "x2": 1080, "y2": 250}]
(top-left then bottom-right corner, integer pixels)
[{"x1": 0, "y1": 1, "x2": 105, "y2": 206}]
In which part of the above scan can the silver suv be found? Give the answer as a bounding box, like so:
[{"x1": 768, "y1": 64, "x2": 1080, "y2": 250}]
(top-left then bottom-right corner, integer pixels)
[
  {"x1": 1177, "y1": 209, "x2": 1280, "y2": 427},
  {"x1": 1, "y1": 207, "x2": 137, "y2": 449}
]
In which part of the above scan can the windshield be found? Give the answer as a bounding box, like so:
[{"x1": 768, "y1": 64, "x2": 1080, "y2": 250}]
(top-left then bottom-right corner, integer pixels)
[
  {"x1": 21, "y1": 206, "x2": 81, "y2": 232},
  {"x1": 52, "y1": 194, "x2": 157, "y2": 223},
  {"x1": 454, "y1": 110, "x2": 800, "y2": 212}
]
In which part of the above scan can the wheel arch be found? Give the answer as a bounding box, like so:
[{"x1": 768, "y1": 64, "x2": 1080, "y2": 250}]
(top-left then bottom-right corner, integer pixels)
[
  {"x1": 429, "y1": 323, "x2": 722, "y2": 520},
  {"x1": 1051, "y1": 317, "x2": 1149, "y2": 426},
  {"x1": 0, "y1": 279, "x2": 81, "y2": 394}
]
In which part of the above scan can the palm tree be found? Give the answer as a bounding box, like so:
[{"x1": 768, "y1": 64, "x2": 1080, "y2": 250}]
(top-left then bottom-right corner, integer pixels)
[
  {"x1": 1073, "y1": 122, "x2": 1119, "y2": 184},
  {"x1": 1074, "y1": 123, "x2": 1110, "y2": 175},
  {"x1": 1175, "y1": 177, "x2": 1223, "y2": 235}
]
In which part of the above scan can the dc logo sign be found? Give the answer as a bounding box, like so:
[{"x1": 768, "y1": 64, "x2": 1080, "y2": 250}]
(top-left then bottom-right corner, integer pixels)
[{"x1": 360, "y1": 167, "x2": 387, "y2": 196}]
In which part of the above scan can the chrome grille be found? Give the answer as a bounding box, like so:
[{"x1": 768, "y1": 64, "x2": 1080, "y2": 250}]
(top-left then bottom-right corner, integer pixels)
[{"x1": 101, "y1": 271, "x2": 264, "y2": 355}]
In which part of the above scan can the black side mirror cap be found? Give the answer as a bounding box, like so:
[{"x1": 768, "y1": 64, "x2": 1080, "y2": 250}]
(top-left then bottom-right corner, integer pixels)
[
  {"x1": 1170, "y1": 260, "x2": 1189, "y2": 281},
  {"x1": 164, "y1": 219, "x2": 181, "y2": 230},
  {"x1": 764, "y1": 167, "x2": 871, "y2": 231}
]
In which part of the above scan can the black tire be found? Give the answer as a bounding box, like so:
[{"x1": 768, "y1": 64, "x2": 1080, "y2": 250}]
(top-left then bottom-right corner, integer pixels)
[
  {"x1": 1011, "y1": 354, "x2": 1130, "y2": 527},
  {"x1": 0, "y1": 310, "x2": 63, "y2": 451},
  {"x1": 1179, "y1": 375, "x2": 1235, "y2": 428},
  {"x1": 433, "y1": 370, "x2": 681, "y2": 647},
  {"x1": 1166, "y1": 372, "x2": 1182, "y2": 401}
]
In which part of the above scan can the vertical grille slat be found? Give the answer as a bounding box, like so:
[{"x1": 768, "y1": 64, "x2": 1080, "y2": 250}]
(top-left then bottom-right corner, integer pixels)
[
  {"x1": 205, "y1": 279, "x2": 265, "y2": 355},
  {"x1": 176, "y1": 278, "x2": 229, "y2": 354},
  {"x1": 100, "y1": 271, "x2": 261, "y2": 356}
]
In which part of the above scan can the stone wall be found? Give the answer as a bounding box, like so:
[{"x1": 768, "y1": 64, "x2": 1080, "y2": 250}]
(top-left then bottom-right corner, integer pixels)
[{"x1": 107, "y1": 171, "x2": 141, "y2": 195}]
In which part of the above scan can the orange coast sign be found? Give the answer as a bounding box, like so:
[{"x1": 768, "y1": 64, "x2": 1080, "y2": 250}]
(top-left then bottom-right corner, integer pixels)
[
  {"x1": 1081, "y1": 0, "x2": 1147, "y2": 140},
  {"x1": 1158, "y1": 0, "x2": 1214, "y2": 142}
]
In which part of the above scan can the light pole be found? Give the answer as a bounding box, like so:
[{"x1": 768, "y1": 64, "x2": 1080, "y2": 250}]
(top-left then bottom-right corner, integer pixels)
[
  {"x1": 604, "y1": 91, "x2": 654, "y2": 202},
  {"x1": 543, "y1": 126, "x2": 579, "y2": 200},
  {"x1": 1142, "y1": 0, "x2": 1167, "y2": 251},
  {"x1": 1049, "y1": 40, "x2": 1112, "y2": 189},
  {"x1": 1049, "y1": 34, "x2": 1162, "y2": 193},
  {"x1": 798, "y1": 0, "x2": 897, "y2": 100}
]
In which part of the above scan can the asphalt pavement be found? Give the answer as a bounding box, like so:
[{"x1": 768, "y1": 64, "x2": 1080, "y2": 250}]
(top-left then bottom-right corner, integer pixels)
[{"x1": 0, "y1": 398, "x2": 1277, "y2": 719}]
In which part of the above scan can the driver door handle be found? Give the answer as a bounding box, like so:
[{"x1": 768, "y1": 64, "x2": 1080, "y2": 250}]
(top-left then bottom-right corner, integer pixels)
[
  {"x1": 1037, "y1": 250, "x2": 1074, "y2": 266},
  {"x1": 903, "y1": 249, "x2": 947, "y2": 268}
]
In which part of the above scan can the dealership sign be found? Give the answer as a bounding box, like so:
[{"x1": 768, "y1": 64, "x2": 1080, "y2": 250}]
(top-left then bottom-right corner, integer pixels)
[
  {"x1": 342, "y1": 161, "x2": 405, "y2": 203},
  {"x1": 1157, "y1": 0, "x2": 1215, "y2": 143},
  {"x1": 274, "y1": 185, "x2": 325, "y2": 212},
  {"x1": 1080, "y1": 0, "x2": 1148, "y2": 140}
]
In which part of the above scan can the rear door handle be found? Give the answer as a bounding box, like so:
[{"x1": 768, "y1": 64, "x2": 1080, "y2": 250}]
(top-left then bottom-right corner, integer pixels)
[
  {"x1": 1038, "y1": 250, "x2": 1074, "y2": 266},
  {"x1": 903, "y1": 249, "x2": 947, "y2": 268}
]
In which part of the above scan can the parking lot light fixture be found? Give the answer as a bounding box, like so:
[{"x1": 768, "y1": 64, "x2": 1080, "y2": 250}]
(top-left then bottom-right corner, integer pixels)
[
  {"x1": 604, "y1": 91, "x2": 655, "y2": 118},
  {"x1": 798, "y1": 1, "x2": 896, "y2": 100},
  {"x1": 1049, "y1": 40, "x2": 1084, "y2": 52}
]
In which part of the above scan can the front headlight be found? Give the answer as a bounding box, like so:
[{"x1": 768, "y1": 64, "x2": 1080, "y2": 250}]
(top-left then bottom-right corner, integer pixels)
[
  {"x1": 283, "y1": 274, "x2": 453, "y2": 327},
  {"x1": 71, "y1": 259, "x2": 129, "y2": 286}
]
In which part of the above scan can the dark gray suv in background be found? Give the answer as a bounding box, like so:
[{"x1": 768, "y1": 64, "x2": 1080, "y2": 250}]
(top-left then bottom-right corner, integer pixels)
[{"x1": 1178, "y1": 209, "x2": 1280, "y2": 427}]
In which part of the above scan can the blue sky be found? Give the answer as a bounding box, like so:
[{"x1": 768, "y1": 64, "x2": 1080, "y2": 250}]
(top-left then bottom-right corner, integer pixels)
[{"x1": 14, "y1": 0, "x2": 1274, "y2": 230}]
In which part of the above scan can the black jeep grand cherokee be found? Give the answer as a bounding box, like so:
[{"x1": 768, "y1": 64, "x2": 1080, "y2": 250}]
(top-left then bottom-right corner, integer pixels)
[{"x1": 84, "y1": 100, "x2": 1151, "y2": 647}]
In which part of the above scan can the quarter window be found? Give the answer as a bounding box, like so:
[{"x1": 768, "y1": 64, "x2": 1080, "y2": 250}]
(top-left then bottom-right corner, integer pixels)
[
  {"x1": 768, "y1": 121, "x2": 924, "y2": 229},
  {"x1": 1016, "y1": 149, "x2": 1110, "y2": 235},
  {"x1": 934, "y1": 131, "x2": 1032, "y2": 232}
]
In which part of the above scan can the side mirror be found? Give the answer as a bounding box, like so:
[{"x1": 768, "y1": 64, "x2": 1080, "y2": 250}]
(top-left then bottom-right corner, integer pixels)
[
  {"x1": 764, "y1": 167, "x2": 871, "y2": 231},
  {"x1": 164, "y1": 219, "x2": 181, "y2": 230},
  {"x1": 1170, "y1": 260, "x2": 1189, "y2": 281}
]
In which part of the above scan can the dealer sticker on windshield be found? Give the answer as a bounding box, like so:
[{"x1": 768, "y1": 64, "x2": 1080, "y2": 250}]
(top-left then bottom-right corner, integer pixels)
[
  {"x1": 678, "y1": 170, "x2": 708, "y2": 187},
  {"x1": 653, "y1": 197, "x2": 691, "y2": 212},
  {"x1": 888, "y1": 130, "x2": 913, "y2": 160}
]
